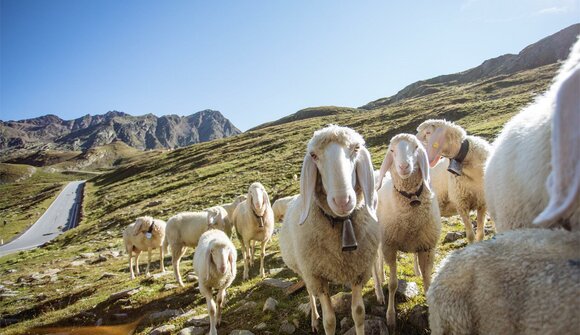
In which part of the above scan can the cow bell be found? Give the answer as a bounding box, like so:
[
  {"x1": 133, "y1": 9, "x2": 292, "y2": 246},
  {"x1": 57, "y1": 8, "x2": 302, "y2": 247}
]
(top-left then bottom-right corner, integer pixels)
[
  {"x1": 341, "y1": 218, "x2": 358, "y2": 252},
  {"x1": 258, "y1": 216, "x2": 264, "y2": 228},
  {"x1": 145, "y1": 232, "x2": 152, "y2": 239},
  {"x1": 447, "y1": 159, "x2": 463, "y2": 176},
  {"x1": 409, "y1": 196, "x2": 421, "y2": 207}
]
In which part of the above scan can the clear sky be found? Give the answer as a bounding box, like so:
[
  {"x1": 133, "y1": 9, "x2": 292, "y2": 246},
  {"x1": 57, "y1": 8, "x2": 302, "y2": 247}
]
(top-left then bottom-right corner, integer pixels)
[{"x1": 1, "y1": 0, "x2": 578, "y2": 130}]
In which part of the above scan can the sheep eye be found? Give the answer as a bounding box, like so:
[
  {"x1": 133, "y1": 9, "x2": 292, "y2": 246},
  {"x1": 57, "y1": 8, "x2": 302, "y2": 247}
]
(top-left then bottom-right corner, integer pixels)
[{"x1": 310, "y1": 152, "x2": 318, "y2": 160}]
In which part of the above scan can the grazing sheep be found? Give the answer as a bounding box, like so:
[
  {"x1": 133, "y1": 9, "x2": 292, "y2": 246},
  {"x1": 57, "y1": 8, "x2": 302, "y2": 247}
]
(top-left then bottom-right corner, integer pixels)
[
  {"x1": 123, "y1": 216, "x2": 166, "y2": 279},
  {"x1": 205, "y1": 205, "x2": 232, "y2": 237},
  {"x1": 221, "y1": 195, "x2": 247, "y2": 222},
  {"x1": 485, "y1": 37, "x2": 580, "y2": 232},
  {"x1": 232, "y1": 182, "x2": 275, "y2": 280},
  {"x1": 417, "y1": 119, "x2": 491, "y2": 242},
  {"x1": 193, "y1": 229, "x2": 237, "y2": 335},
  {"x1": 375, "y1": 134, "x2": 441, "y2": 330},
  {"x1": 272, "y1": 195, "x2": 298, "y2": 222},
  {"x1": 280, "y1": 125, "x2": 379, "y2": 335},
  {"x1": 164, "y1": 208, "x2": 227, "y2": 287}
]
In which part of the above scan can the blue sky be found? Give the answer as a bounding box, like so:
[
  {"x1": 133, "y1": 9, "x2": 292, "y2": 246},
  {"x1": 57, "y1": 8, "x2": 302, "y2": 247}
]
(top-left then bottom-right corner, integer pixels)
[{"x1": 1, "y1": 0, "x2": 578, "y2": 130}]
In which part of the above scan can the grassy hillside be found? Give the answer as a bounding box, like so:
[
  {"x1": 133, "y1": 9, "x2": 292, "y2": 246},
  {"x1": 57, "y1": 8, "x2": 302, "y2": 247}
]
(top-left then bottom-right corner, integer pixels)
[{"x1": 0, "y1": 63, "x2": 558, "y2": 335}]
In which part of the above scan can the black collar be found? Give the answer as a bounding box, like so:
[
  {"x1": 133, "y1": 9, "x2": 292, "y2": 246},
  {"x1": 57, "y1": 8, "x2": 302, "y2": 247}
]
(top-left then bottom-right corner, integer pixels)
[
  {"x1": 252, "y1": 205, "x2": 265, "y2": 228},
  {"x1": 147, "y1": 222, "x2": 155, "y2": 234},
  {"x1": 453, "y1": 139, "x2": 470, "y2": 163},
  {"x1": 395, "y1": 182, "x2": 423, "y2": 200},
  {"x1": 319, "y1": 207, "x2": 352, "y2": 227}
]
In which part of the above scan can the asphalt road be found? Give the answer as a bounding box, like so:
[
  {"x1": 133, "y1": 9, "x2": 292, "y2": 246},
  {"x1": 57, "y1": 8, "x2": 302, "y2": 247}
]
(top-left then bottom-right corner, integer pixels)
[{"x1": 0, "y1": 180, "x2": 85, "y2": 257}]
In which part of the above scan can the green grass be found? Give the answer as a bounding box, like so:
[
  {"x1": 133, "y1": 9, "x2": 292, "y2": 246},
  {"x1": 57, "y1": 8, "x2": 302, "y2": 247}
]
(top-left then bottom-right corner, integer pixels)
[{"x1": 0, "y1": 63, "x2": 558, "y2": 335}]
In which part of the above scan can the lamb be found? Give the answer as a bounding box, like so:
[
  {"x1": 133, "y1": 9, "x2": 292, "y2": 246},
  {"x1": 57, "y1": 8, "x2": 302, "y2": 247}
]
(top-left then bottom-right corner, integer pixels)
[
  {"x1": 416, "y1": 119, "x2": 491, "y2": 242},
  {"x1": 375, "y1": 134, "x2": 441, "y2": 330},
  {"x1": 484, "y1": 37, "x2": 580, "y2": 232},
  {"x1": 232, "y1": 182, "x2": 275, "y2": 280},
  {"x1": 163, "y1": 207, "x2": 228, "y2": 287},
  {"x1": 280, "y1": 125, "x2": 379, "y2": 335},
  {"x1": 193, "y1": 229, "x2": 237, "y2": 335},
  {"x1": 122, "y1": 216, "x2": 166, "y2": 279},
  {"x1": 272, "y1": 195, "x2": 298, "y2": 222}
]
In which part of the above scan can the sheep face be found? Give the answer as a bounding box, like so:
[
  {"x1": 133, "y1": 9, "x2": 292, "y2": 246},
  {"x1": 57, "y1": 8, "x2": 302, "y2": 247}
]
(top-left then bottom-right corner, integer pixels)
[
  {"x1": 376, "y1": 135, "x2": 431, "y2": 191},
  {"x1": 206, "y1": 243, "x2": 235, "y2": 280},
  {"x1": 299, "y1": 125, "x2": 376, "y2": 224},
  {"x1": 207, "y1": 210, "x2": 225, "y2": 230},
  {"x1": 248, "y1": 184, "x2": 269, "y2": 217},
  {"x1": 417, "y1": 120, "x2": 466, "y2": 167}
]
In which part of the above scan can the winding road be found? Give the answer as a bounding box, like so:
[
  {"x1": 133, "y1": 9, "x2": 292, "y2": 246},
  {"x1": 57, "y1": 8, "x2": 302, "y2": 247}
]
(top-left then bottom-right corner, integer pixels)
[{"x1": 0, "y1": 180, "x2": 85, "y2": 257}]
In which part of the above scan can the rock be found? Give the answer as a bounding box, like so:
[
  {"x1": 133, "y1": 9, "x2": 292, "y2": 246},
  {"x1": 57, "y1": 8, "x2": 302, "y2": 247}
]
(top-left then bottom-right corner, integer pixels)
[
  {"x1": 43, "y1": 268, "x2": 61, "y2": 275},
  {"x1": 177, "y1": 326, "x2": 206, "y2": 335},
  {"x1": 163, "y1": 283, "x2": 179, "y2": 291},
  {"x1": 268, "y1": 267, "x2": 284, "y2": 275},
  {"x1": 95, "y1": 318, "x2": 103, "y2": 326},
  {"x1": 397, "y1": 280, "x2": 419, "y2": 301},
  {"x1": 151, "y1": 271, "x2": 171, "y2": 279},
  {"x1": 407, "y1": 304, "x2": 429, "y2": 331},
  {"x1": 186, "y1": 273, "x2": 198, "y2": 282},
  {"x1": 279, "y1": 321, "x2": 296, "y2": 334},
  {"x1": 229, "y1": 331, "x2": 254, "y2": 335},
  {"x1": 344, "y1": 317, "x2": 389, "y2": 335},
  {"x1": 70, "y1": 260, "x2": 86, "y2": 267},
  {"x1": 370, "y1": 305, "x2": 386, "y2": 316},
  {"x1": 235, "y1": 301, "x2": 257, "y2": 313},
  {"x1": 80, "y1": 252, "x2": 95, "y2": 259},
  {"x1": 150, "y1": 324, "x2": 176, "y2": 335},
  {"x1": 262, "y1": 278, "x2": 293, "y2": 289},
  {"x1": 108, "y1": 287, "x2": 141, "y2": 301},
  {"x1": 149, "y1": 309, "x2": 181, "y2": 323},
  {"x1": 6, "y1": 269, "x2": 16, "y2": 273},
  {"x1": 254, "y1": 322, "x2": 267, "y2": 330},
  {"x1": 443, "y1": 231, "x2": 464, "y2": 243},
  {"x1": 100, "y1": 272, "x2": 116, "y2": 279},
  {"x1": 331, "y1": 292, "x2": 352, "y2": 315},
  {"x1": 97, "y1": 254, "x2": 108, "y2": 262},
  {"x1": 112, "y1": 313, "x2": 128, "y2": 320},
  {"x1": 292, "y1": 319, "x2": 299, "y2": 328},
  {"x1": 340, "y1": 317, "x2": 353, "y2": 331},
  {"x1": 263, "y1": 297, "x2": 278, "y2": 312},
  {"x1": 184, "y1": 314, "x2": 210, "y2": 327},
  {"x1": 298, "y1": 302, "x2": 311, "y2": 316},
  {"x1": 111, "y1": 251, "x2": 120, "y2": 258}
]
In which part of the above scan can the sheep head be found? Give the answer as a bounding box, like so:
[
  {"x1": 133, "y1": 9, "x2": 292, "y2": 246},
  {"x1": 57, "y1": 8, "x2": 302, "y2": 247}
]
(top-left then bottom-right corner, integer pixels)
[
  {"x1": 417, "y1": 119, "x2": 466, "y2": 167},
  {"x1": 377, "y1": 134, "x2": 431, "y2": 192},
  {"x1": 206, "y1": 209, "x2": 224, "y2": 229},
  {"x1": 299, "y1": 125, "x2": 377, "y2": 224},
  {"x1": 205, "y1": 242, "x2": 235, "y2": 281},
  {"x1": 133, "y1": 216, "x2": 154, "y2": 236},
  {"x1": 247, "y1": 183, "x2": 269, "y2": 217}
]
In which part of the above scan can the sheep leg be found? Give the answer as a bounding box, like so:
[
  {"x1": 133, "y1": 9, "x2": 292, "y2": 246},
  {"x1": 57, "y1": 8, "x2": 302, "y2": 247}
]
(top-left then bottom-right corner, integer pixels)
[
  {"x1": 201, "y1": 285, "x2": 218, "y2": 335},
  {"x1": 418, "y1": 250, "x2": 434, "y2": 293},
  {"x1": 216, "y1": 288, "x2": 226, "y2": 326},
  {"x1": 385, "y1": 249, "x2": 398, "y2": 331},
  {"x1": 309, "y1": 292, "x2": 320, "y2": 333},
  {"x1": 242, "y1": 240, "x2": 251, "y2": 280},
  {"x1": 413, "y1": 253, "x2": 422, "y2": 276},
  {"x1": 475, "y1": 207, "x2": 486, "y2": 241},
  {"x1": 372, "y1": 251, "x2": 385, "y2": 305},
  {"x1": 351, "y1": 284, "x2": 365, "y2": 335},
  {"x1": 259, "y1": 240, "x2": 267, "y2": 278},
  {"x1": 128, "y1": 249, "x2": 135, "y2": 279},
  {"x1": 146, "y1": 248, "x2": 152, "y2": 276},
  {"x1": 458, "y1": 208, "x2": 475, "y2": 243},
  {"x1": 134, "y1": 251, "x2": 142, "y2": 276},
  {"x1": 250, "y1": 240, "x2": 256, "y2": 267},
  {"x1": 318, "y1": 284, "x2": 336, "y2": 335},
  {"x1": 171, "y1": 244, "x2": 187, "y2": 287}
]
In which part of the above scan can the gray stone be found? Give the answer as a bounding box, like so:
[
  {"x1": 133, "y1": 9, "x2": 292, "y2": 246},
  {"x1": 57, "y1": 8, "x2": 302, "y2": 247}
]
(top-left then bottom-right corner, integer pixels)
[
  {"x1": 408, "y1": 304, "x2": 429, "y2": 331},
  {"x1": 186, "y1": 273, "x2": 198, "y2": 282},
  {"x1": 80, "y1": 252, "x2": 95, "y2": 259},
  {"x1": 254, "y1": 322, "x2": 267, "y2": 330},
  {"x1": 151, "y1": 271, "x2": 171, "y2": 279},
  {"x1": 164, "y1": 283, "x2": 179, "y2": 291},
  {"x1": 262, "y1": 278, "x2": 293, "y2": 289},
  {"x1": 229, "y1": 331, "x2": 254, "y2": 335},
  {"x1": 177, "y1": 326, "x2": 206, "y2": 335},
  {"x1": 331, "y1": 292, "x2": 352, "y2": 315},
  {"x1": 111, "y1": 251, "x2": 121, "y2": 258},
  {"x1": 185, "y1": 314, "x2": 210, "y2": 327},
  {"x1": 279, "y1": 321, "x2": 296, "y2": 334},
  {"x1": 149, "y1": 309, "x2": 181, "y2": 322},
  {"x1": 268, "y1": 267, "x2": 284, "y2": 275},
  {"x1": 292, "y1": 319, "x2": 300, "y2": 328},
  {"x1": 298, "y1": 302, "x2": 311, "y2": 316},
  {"x1": 397, "y1": 280, "x2": 419, "y2": 301},
  {"x1": 43, "y1": 268, "x2": 61, "y2": 275},
  {"x1": 150, "y1": 324, "x2": 176, "y2": 335},
  {"x1": 443, "y1": 231, "x2": 464, "y2": 243},
  {"x1": 235, "y1": 301, "x2": 257, "y2": 312},
  {"x1": 108, "y1": 287, "x2": 141, "y2": 301},
  {"x1": 263, "y1": 297, "x2": 278, "y2": 312},
  {"x1": 340, "y1": 316, "x2": 353, "y2": 331},
  {"x1": 344, "y1": 317, "x2": 389, "y2": 335},
  {"x1": 6, "y1": 269, "x2": 16, "y2": 273},
  {"x1": 70, "y1": 260, "x2": 86, "y2": 267}
]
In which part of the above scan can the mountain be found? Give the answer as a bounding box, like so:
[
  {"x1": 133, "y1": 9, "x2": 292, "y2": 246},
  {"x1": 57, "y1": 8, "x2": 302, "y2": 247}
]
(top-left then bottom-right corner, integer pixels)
[
  {"x1": 0, "y1": 109, "x2": 241, "y2": 152},
  {"x1": 249, "y1": 106, "x2": 363, "y2": 131},
  {"x1": 360, "y1": 23, "x2": 580, "y2": 110}
]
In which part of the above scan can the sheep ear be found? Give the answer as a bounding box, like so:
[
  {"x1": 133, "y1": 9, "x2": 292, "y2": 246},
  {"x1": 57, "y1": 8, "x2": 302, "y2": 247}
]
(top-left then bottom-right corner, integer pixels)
[
  {"x1": 205, "y1": 247, "x2": 212, "y2": 281},
  {"x1": 299, "y1": 152, "x2": 317, "y2": 225},
  {"x1": 356, "y1": 146, "x2": 378, "y2": 217},
  {"x1": 228, "y1": 250, "x2": 235, "y2": 273},
  {"x1": 262, "y1": 191, "x2": 269, "y2": 208},
  {"x1": 417, "y1": 144, "x2": 432, "y2": 193},
  {"x1": 534, "y1": 65, "x2": 580, "y2": 227},
  {"x1": 207, "y1": 211, "x2": 217, "y2": 226},
  {"x1": 133, "y1": 219, "x2": 143, "y2": 236},
  {"x1": 427, "y1": 127, "x2": 446, "y2": 167},
  {"x1": 377, "y1": 150, "x2": 393, "y2": 191}
]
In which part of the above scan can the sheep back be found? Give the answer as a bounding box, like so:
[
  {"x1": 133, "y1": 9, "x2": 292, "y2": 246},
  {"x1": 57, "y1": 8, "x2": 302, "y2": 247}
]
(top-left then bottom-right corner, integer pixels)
[{"x1": 166, "y1": 212, "x2": 212, "y2": 248}]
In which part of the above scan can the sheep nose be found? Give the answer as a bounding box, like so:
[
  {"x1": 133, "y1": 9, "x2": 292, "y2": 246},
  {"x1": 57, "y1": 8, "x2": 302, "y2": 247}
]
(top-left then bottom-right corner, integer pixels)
[
  {"x1": 399, "y1": 163, "x2": 410, "y2": 171},
  {"x1": 220, "y1": 265, "x2": 227, "y2": 273},
  {"x1": 333, "y1": 195, "x2": 351, "y2": 208}
]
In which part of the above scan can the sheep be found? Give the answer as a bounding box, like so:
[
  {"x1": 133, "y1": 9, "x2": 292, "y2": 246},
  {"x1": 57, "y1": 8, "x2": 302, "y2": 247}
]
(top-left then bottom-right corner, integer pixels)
[
  {"x1": 417, "y1": 119, "x2": 491, "y2": 242},
  {"x1": 374, "y1": 134, "x2": 441, "y2": 330},
  {"x1": 280, "y1": 125, "x2": 379, "y2": 335},
  {"x1": 193, "y1": 229, "x2": 237, "y2": 335},
  {"x1": 221, "y1": 194, "x2": 247, "y2": 222},
  {"x1": 163, "y1": 207, "x2": 228, "y2": 287},
  {"x1": 485, "y1": 37, "x2": 580, "y2": 232},
  {"x1": 205, "y1": 205, "x2": 232, "y2": 237},
  {"x1": 232, "y1": 182, "x2": 275, "y2": 280},
  {"x1": 122, "y1": 216, "x2": 166, "y2": 279},
  {"x1": 272, "y1": 195, "x2": 298, "y2": 222}
]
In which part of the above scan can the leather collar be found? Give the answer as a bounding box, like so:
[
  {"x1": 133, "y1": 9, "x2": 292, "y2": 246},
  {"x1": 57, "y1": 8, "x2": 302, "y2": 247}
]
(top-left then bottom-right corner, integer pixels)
[{"x1": 452, "y1": 139, "x2": 470, "y2": 163}]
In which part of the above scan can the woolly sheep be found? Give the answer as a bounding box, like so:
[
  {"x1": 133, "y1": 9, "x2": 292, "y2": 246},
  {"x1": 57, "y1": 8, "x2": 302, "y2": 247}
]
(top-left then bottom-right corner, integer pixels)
[
  {"x1": 163, "y1": 207, "x2": 228, "y2": 287},
  {"x1": 272, "y1": 195, "x2": 298, "y2": 222},
  {"x1": 280, "y1": 125, "x2": 379, "y2": 335},
  {"x1": 485, "y1": 37, "x2": 580, "y2": 232},
  {"x1": 221, "y1": 195, "x2": 247, "y2": 223},
  {"x1": 193, "y1": 229, "x2": 237, "y2": 335},
  {"x1": 375, "y1": 134, "x2": 441, "y2": 330},
  {"x1": 417, "y1": 119, "x2": 491, "y2": 242},
  {"x1": 122, "y1": 216, "x2": 166, "y2": 279},
  {"x1": 232, "y1": 182, "x2": 275, "y2": 280}
]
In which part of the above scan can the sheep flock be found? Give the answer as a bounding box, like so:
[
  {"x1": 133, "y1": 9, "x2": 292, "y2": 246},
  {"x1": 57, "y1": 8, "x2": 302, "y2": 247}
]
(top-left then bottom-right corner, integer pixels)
[{"x1": 118, "y1": 38, "x2": 579, "y2": 335}]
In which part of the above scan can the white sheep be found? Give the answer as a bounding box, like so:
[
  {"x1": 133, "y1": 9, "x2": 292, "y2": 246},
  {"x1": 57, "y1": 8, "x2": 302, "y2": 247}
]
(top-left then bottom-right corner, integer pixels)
[
  {"x1": 193, "y1": 229, "x2": 237, "y2": 335},
  {"x1": 122, "y1": 216, "x2": 166, "y2": 279},
  {"x1": 272, "y1": 195, "x2": 298, "y2": 222},
  {"x1": 485, "y1": 37, "x2": 580, "y2": 232},
  {"x1": 163, "y1": 207, "x2": 228, "y2": 287},
  {"x1": 375, "y1": 134, "x2": 441, "y2": 330},
  {"x1": 417, "y1": 119, "x2": 491, "y2": 242},
  {"x1": 232, "y1": 182, "x2": 275, "y2": 280},
  {"x1": 221, "y1": 194, "x2": 247, "y2": 223},
  {"x1": 280, "y1": 125, "x2": 379, "y2": 335}
]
